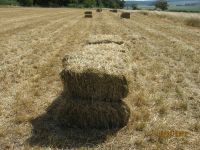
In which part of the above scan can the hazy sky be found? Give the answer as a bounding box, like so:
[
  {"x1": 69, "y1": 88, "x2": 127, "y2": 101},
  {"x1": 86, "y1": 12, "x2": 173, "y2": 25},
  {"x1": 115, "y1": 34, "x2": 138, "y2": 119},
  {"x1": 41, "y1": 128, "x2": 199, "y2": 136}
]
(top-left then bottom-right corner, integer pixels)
[
  {"x1": 126, "y1": 0, "x2": 154, "y2": 1},
  {"x1": 126, "y1": 0, "x2": 155, "y2": 1}
]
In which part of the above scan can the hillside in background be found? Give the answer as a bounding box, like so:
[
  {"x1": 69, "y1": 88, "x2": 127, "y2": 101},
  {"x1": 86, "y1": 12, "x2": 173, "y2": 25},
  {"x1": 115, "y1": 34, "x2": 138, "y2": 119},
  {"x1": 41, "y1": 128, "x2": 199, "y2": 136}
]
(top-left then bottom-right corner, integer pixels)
[
  {"x1": 125, "y1": 0, "x2": 200, "y2": 12},
  {"x1": 125, "y1": 0, "x2": 200, "y2": 6}
]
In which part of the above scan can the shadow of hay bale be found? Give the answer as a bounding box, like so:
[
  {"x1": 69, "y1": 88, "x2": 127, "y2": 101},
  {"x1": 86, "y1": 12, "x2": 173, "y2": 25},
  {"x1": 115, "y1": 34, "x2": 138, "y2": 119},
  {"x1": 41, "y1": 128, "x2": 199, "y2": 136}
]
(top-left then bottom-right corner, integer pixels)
[
  {"x1": 27, "y1": 94, "x2": 122, "y2": 149},
  {"x1": 27, "y1": 35, "x2": 132, "y2": 149}
]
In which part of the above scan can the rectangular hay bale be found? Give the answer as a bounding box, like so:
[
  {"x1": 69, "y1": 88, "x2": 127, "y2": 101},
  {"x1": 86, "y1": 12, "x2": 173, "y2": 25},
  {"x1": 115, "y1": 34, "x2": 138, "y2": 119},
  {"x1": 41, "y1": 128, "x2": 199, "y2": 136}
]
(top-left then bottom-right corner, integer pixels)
[
  {"x1": 96, "y1": 8, "x2": 102, "y2": 12},
  {"x1": 85, "y1": 14, "x2": 93, "y2": 18},
  {"x1": 85, "y1": 11, "x2": 92, "y2": 15},
  {"x1": 61, "y1": 43, "x2": 132, "y2": 101},
  {"x1": 54, "y1": 97, "x2": 130, "y2": 129},
  {"x1": 121, "y1": 12, "x2": 130, "y2": 19}
]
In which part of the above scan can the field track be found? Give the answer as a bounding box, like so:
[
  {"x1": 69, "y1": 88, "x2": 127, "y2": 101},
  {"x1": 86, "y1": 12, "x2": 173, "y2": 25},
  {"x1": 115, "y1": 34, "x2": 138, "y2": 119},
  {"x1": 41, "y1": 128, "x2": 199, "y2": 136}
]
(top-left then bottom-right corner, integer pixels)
[{"x1": 0, "y1": 8, "x2": 200, "y2": 149}]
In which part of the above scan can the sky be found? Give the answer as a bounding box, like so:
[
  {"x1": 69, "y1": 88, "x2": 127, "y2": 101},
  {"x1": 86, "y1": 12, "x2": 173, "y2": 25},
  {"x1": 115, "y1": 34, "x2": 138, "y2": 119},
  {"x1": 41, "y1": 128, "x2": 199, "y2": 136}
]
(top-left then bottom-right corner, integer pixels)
[
  {"x1": 126, "y1": 0, "x2": 154, "y2": 1},
  {"x1": 125, "y1": 0, "x2": 155, "y2": 1}
]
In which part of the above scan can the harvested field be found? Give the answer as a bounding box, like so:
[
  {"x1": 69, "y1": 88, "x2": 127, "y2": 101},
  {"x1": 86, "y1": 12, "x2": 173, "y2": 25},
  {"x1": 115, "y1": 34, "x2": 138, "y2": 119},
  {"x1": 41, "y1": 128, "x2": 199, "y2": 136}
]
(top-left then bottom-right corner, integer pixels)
[
  {"x1": 0, "y1": 8, "x2": 200, "y2": 150},
  {"x1": 87, "y1": 34, "x2": 124, "y2": 44}
]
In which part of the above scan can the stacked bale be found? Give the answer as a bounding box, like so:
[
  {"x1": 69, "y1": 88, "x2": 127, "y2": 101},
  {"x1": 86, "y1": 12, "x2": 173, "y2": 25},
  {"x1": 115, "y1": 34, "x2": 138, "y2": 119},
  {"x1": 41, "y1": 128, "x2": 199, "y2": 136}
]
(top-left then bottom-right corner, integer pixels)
[
  {"x1": 85, "y1": 11, "x2": 92, "y2": 18},
  {"x1": 58, "y1": 35, "x2": 132, "y2": 129},
  {"x1": 121, "y1": 12, "x2": 131, "y2": 19}
]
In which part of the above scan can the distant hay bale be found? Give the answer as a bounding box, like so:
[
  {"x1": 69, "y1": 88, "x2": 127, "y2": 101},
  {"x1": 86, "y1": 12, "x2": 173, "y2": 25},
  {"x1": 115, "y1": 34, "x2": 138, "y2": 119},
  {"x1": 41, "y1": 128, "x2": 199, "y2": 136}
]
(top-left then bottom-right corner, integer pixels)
[
  {"x1": 121, "y1": 12, "x2": 130, "y2": 19},
  {"x1": 54, "y1": 98, "x2": 130, "y2": 129},
  {"x1": 85, "y1": 11, "x2": 92, "y2": 15},
  {"x1": 110, "y1": 9, "x2": 118, "y2": 13},
  {"x1": 87, "y1": 34, "x2": 124, "y2": 45},
  {"x1": 184, "y1": 17, "x2": 200, "y2": 27},
  {"x1": 96, "y1": 8, "x2": 102, "y2": 12},
  {"x1": 61, "y1": 43, "x2": 131, "y2": 101},
  {"x1": 85, "y1": 14, "x2": 93, "y2": 18},
  {"x1": 84, "y1": 11, "x2": 93, "y2": 18}
]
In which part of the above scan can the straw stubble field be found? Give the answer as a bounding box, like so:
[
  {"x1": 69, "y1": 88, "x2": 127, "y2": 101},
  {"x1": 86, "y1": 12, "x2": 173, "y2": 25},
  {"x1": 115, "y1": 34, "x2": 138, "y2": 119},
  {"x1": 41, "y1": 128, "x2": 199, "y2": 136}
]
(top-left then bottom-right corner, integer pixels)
[{"x1": 0, "y1": 8, "x2": 200, "y2": 149}]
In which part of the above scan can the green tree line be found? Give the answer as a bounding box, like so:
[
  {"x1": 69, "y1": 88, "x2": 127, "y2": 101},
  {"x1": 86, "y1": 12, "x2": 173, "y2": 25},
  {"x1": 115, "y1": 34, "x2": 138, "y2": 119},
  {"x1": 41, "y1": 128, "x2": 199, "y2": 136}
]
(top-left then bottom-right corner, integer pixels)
[{"x1": 16, "y1": 0, "x2": 125, "y2": 8}]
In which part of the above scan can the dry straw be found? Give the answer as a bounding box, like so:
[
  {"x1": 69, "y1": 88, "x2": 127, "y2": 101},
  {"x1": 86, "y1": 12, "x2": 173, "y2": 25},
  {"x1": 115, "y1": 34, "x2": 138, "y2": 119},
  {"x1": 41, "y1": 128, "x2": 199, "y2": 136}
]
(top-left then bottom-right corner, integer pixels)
[
  {"x1": 85, "y1": 15, "x2": 93, "y2": 18},
  {"x1": 61, "y1": 42, "x2": 132, "y2": 101},
  {"x1": 96, "y1": 8, "x2": 102, "y2": 12},
  {"x1": 121, "y1": 12, "x2": 131, "y2": 19},
  {"x1": 85, "y1": 11, "x2": 92, "y2": 15},
  {"x1": 54, "y1": 97, "x2": 130, "y2": 129},
  {"x1": 59, "y1": 34, "x2": 132, "y2": 129},
  {"x1": 84, "y1": 11, "x2": 92, "y2": 18},
  {"x1": 87, "y1": 34, "x2": 124, "y2": 45}
]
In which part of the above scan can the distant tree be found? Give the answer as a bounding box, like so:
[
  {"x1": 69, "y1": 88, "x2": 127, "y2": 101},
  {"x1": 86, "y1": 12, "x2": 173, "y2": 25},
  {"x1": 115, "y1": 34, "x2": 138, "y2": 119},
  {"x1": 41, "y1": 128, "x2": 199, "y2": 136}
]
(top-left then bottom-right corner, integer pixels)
[
  {"x1": 101, "y1": 0, "x2": 123, "y2": 8},
  {"x1": 131, "y1": 3, "x2": 138, "y2": 10},
  {"x1": 27, "y1": 0, "x2": 124, "y2": 8},
  {"x1": 155, "y1": 0, "x2": 168, "y2": 10},
  {"x1": 18, "y1": 0, "x2": 33, "y2": 6},
  {"x1": 119, "y1": 0, "x2": 125, "y2": 8},
  {"x1": 33, "y1": 0, "x2": 49, "y2": 6},
  {"x1": 96, "y1": 0, "x2": 103, "y2": 7},
  {"x1": 71, "y1": 0, "x2": 79, "y2": 7},
  {"x1": 83, "y1": 0, "x2": 95, "y2": 7}
]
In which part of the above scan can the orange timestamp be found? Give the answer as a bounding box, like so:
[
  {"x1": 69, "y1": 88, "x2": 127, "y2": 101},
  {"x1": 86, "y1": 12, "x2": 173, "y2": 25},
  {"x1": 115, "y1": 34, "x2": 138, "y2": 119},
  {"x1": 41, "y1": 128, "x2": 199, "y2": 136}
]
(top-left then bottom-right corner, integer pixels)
[{"x1": 153, "y1": 130, "x2": 189, "y2": 138}]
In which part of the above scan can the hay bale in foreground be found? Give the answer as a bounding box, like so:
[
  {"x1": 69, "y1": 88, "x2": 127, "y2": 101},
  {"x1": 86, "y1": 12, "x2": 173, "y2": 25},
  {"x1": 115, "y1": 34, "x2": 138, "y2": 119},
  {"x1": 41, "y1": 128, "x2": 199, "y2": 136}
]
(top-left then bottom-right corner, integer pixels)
[
  {"x1": 121, "y1": 12, "x2": 130, "y2": 19},
  {"x1": 61, "y1": 43, "x2": 131, "y2": 101},
  {"x1": 55, "y1": 98, "x2": 130, "y2": 129},
  {"x1": 87, "y1": 34, "x2": 124, "y2": 45}
]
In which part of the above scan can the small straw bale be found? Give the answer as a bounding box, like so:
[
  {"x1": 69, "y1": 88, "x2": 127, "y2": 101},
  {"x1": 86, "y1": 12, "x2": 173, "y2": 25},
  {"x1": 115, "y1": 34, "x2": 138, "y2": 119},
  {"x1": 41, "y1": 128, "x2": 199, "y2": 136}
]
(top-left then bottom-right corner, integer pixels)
[
  {"x1": 87, "y1": 34, "x2": 124, "y2": 45},
  {"x1": 96, "y1": 8, "x2": 102, "y2": 12},
  {"x1": 54, "y1": 98, "x2": 130, "y2": 129},
  {"x1": 85, "y1": 11, "x2": 92, "y2": 15},
  {"x1": 85, "y1": 14, "x2": 93, "y2": 18},
  {"x1": 121, "y1": 12, "x2": 130, "y2": 19},
  {"x1": 84, "y1": 11, "x2": 93, "y2": 18},
  {"x1": 61, "y1": 43, "x2": 132, "y2": 101}
]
